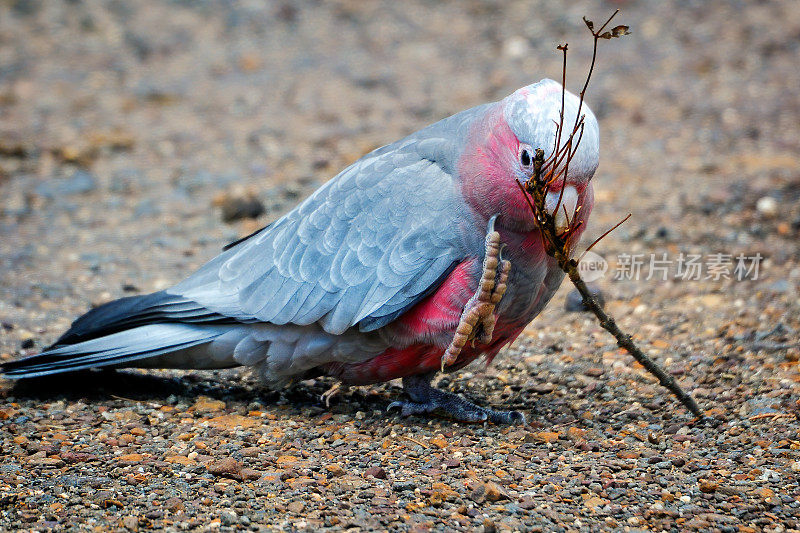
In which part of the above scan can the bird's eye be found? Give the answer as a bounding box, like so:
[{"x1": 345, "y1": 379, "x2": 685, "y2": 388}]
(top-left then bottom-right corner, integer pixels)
[{"x1": 519, "y1": 146, "x2": 532, "y2": 168}]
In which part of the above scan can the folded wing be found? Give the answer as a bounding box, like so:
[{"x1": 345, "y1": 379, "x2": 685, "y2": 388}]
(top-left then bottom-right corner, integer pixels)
[{"x1": 170, "y1": 136, "x2": 476, "y2": 336}]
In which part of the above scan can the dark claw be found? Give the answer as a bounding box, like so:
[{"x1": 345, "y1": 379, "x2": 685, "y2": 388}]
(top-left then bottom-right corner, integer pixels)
[{"x1": 386, "y1": 401, "x2": 404, "y2": 413}]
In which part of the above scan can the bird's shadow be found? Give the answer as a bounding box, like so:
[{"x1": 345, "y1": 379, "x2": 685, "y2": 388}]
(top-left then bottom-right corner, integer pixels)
[
  {"x1": 4, "y1": 369, "x2": 286, "y2": 406},
  {"x1": 2, "y1": 369, "x2": 398, "y2": 417},
  {"x1": 3, "y1": 371, "x2": 520, "y2": 428}
]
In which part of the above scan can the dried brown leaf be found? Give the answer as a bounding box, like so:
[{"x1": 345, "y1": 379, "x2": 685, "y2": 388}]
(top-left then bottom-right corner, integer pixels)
[
  {"x1": 611, "y1": 25, "x2": 631, "y2": 37},
  {"x1": 599, "y1": 25, "x2": 631, "y2": 39}
]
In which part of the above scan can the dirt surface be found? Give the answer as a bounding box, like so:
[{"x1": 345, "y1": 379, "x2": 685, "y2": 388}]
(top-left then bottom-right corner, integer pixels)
[{"x1": 1, "y1": 1, "x2": 799, "y2": 531}]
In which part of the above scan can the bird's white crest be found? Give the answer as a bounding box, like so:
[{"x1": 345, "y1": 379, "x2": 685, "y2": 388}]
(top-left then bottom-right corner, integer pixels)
[{"x1": 504, "y1": 79, "x2": 600, "y2": 182}]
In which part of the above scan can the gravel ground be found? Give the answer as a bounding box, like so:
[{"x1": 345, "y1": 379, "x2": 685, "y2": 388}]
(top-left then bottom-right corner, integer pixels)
[{"x1": 1, "y1": 1, "x2": 799, "y2": 531}]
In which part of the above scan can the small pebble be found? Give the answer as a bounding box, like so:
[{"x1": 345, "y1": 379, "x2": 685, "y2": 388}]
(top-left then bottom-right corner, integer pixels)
[
  {"x1": 565, "y1": 285, "x2": 605, "y2": 312},
  {"x1": 392, "y1": 481, "x2": 416, "y2": 492},
  {"x1": 287, "y1": 501, "x2": 305, "y2": 513},
  {"x1": 220, "y1": 511, "x2": 238, "y2": 526},
  {"x1": 207, "y1": 457, "x2": 242, "y2": 478},
  {"x1": 756, "y1": 196, "x2": 778, "y2": 217},
  {"x1": 364, "y1": 466, "x2": 387, "y2": 479},
  {"x1": 122, "y1": 516, "x2": 139, "y2": 531},
  {"x1": 699, "y1": 480, "x2": 719, "y2": 493},
  {"x1": 213, "y1": 190, "x2": 266, "y2": 223}
]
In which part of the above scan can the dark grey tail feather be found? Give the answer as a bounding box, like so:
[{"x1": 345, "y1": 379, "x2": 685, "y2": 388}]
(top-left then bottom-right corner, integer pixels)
[
  {"x1": 51, "y1": 291, "x2": 234, "y2": 348},
  {"x1": 2, "y1": 324, "x2": 228, "y2": 379}
]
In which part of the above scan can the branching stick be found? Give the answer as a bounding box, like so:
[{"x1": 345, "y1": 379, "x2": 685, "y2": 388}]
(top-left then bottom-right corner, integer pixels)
[{"x1": 517, "y1": 13, "x2": 704, "y2": 419}]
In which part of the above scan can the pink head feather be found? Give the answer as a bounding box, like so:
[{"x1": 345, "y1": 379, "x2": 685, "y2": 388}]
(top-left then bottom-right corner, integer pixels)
[{"x1": 459, "y1": 79, "x2": 599, "y2": 233}]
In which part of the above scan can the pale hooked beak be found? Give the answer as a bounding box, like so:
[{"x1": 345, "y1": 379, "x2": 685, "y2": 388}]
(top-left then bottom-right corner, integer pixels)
[{"x1": 545, "y1": 185, "x2": 578, "y2": 235}]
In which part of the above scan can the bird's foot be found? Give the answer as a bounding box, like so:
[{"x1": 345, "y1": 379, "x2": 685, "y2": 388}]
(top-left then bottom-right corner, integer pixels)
[
  {"x1": 441, "y1": 215, "x2": 510, "y2": 371},
  {"x1": 387, "y1": 374, "x2": 525, "y2": 425},
  {"x1": 321, "y1": 382, "x2": 348, "y2": 407}
]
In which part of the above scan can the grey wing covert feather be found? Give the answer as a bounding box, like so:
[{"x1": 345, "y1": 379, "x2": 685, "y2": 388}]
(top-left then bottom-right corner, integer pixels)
[{"x1": 170, "y1": 138, "x2": 476, "y2": 335}]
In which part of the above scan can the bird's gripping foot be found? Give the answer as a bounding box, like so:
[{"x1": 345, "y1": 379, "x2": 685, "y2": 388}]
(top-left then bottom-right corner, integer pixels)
[
  {"x1": 387, "y1": 373, "x2": 525, "y2": 425},
  {"x1": 441, "y1": 215, "x2": 510, "y2": 371}
]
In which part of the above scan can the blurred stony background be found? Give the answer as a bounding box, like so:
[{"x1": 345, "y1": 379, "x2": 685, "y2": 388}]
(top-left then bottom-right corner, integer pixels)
[{"x1": 1, "y1": 0, "x2": 799, "y2": 531}]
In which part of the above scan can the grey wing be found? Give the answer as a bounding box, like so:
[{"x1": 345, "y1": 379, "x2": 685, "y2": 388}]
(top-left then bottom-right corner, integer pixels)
[
  {"x1": 169, "y1": 138, "x2": 477, "y2": 335},
  {"x1": 0, "y1": 108, "x2": 488, "y2": 382}
]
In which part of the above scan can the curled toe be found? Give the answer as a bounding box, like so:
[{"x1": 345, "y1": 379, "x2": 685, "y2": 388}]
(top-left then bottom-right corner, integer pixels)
[{"x1": 386, "y1": 401, "x2": 405, "y2": 413}]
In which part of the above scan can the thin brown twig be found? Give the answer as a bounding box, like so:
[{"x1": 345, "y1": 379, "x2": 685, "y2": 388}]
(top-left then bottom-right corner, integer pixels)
[
  {"x1": 571, "y1": 10, "x2": 618, "y2": 133},
  {"x1": 553, "y1": 44, "x2": 568, "y2": 162},
  {"x1": 110, "y1": 394, "x2": 147, "y2": 404},
  {"x1": 524, "y1": 152, "x2": 703, "y2": 419},
  {"x1": 517, "y1": 14, "x2": 704, "y2": 420},
  {"x1": 544, "y1": 119, "x2": 583, "y2": 230},
  {"x1": 567, "y1": 122, "x2": 587, "y2": 163},
  {"x1": 580, "y1": 213, "x2": 632, "y2": 261},
  {"x1": 542, "y1": 11, "x2": 618, "y2": 186},
  {"x1": 545, "y1": 115, "x2": 585, "y2": 180},
  {"x1": 403, "y1": 435, "x2": 429, "y2": 449}
]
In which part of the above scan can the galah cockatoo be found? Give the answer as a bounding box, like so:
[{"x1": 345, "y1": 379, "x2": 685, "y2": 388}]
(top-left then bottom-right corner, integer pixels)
[{"x1": 2, "y1": 79, "x2": 599, "y2": 424}]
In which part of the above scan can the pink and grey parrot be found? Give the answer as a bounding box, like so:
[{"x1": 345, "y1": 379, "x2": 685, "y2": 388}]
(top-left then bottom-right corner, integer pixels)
[{"x1": 1, "y1": 79, "x2": 599, "y2": 424}]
